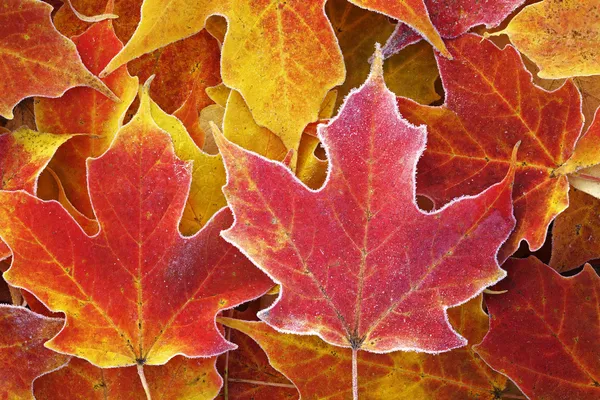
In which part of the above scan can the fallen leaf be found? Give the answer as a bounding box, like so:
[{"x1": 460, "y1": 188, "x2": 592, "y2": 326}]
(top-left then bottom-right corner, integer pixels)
[
  {"x1": 35, "y1": 19, "x2": 138, "y2": 218},
  {"x1": 295, "y1": 128, "x2": 328, "y2": 190},
  {"x1": 216, "y1": 0, "x2": 347, "y2": 161},
  {"x1": 219, "y1": 296, "x2": 508, "y2": 399},
  {"x1": 0, "y1": 84, "x2": 273, "y2": 368},
  {"x1": 0, "y1": 99, "x2": 36, "y2": 132},
  {"x1": 34, "y1": 356, "x2": 221, "y2": 399},
  {"x1": 325, "y1": 0, "x2": 396, "y2": 103},
  {"x1": 318, "y1": 90, "x2": 339, "y2": 120},
  {"x1": 0, "y1": 306, "x2": 70, "y2": 400},
  {"x1": 575, "y1": 76, "x2": 600, "y2": 128},
  {"x1": 222, "y1": 90, "x2": 287, "y2": 164},
  {"x1": 491, "y1": 0, "x2": 600, "y2": 79},
  {"x1": 550, "y1": 188, "x2": 600, "y2": 272},
  {"x1": 0, "y1": 0, "x2": 116, "y2": 119},
  {"x1": 173, "y1": 75, "x2": 220, "y2": 149},
  {"x1": 205, "y1": 15, "x2": 227, "y2": 44},
  {"x1": 213, "y1": 48, "x2": 516, "y2": 354},
  {"x1": 397, "y1": 34, "x2": 583, "y2": 260},
  {"x1": 474, "y1": 257, "x2": 600, "y2": 399}
]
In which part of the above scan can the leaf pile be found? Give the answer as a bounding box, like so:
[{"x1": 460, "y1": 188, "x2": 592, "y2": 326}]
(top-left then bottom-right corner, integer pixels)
[{"x1": 1, "y1": 0, "x2": 599, "y2": 399}]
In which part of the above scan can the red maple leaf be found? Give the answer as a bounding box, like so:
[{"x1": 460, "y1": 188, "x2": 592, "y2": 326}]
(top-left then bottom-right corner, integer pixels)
[
  {"x1": 213, "y1": 49, "x2": 516, "y2": 355},
  {"x1": 475, "y1": 257, "x2": 600, "y2": 399},
  {"x1": 0, "y1": 88, "x2": 274, "y2": 368}
]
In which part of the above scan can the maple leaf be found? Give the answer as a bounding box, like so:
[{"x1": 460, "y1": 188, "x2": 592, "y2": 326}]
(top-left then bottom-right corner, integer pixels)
[
  {"x1": 35, "y1": 19, "x2": 138, "y2": 218},
  {"x1": 382, "y1": 0, "x2": 525, "y2": 57},
  {"x1": 326, "y1": 0, "x2": 395, "y2": 105},
  {"x1": 474, "y1": 257, "x2": 600, "y2": 399},
  {"x1": 397, "y1": 33, "x2": 583, "y2": 260},
  {"x1": 213, "y1": 48, "x2": 516, "y2": 356},
  {"x1": 199, "y1": 104, "x2": 226, "y2": 154},
  {"x1": 327, "y1": 0, "x2": 439, "y2": 107},
  {"x1": 491, "y1": 0, "x2": 600, "y2": 79},
  {"x1": 0, "y1": 0, "x2": 118, "y2": 119},
  {"x1": 100, "y1": 0, "x2": 449, "y2": 80},
  {"x1": 219, "y1": 296, "x2": 508, "y2": 399},
  {"x1": 34, "y1": 356, "x2": 221, "y2": 399},
  {"x1": 550, "y1": 188, "x2": 600, "y2": 272},
  {"x1": 0, "y1": 128, "x2": 72, "y2": 260},
  {"x1": 0, "y1": 85, "x2": 273, "y2": 368},
  {"x1": 0, "y1": 98, "x2": 36, "y2": 133},
  {"x1": 0, "y1": 306, "x2": 70, "y2": 400}
]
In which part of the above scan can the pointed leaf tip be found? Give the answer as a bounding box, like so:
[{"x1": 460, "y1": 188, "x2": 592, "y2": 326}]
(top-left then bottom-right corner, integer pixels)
[
  {"x1": 137, "y1": 75, "x2": 157, "y2": 117},
  {"x1": 209, "y1": 121, "x2": 225, "y2": 146},
  {"x1": 369, "y1": 43, "x2": 384, "y2": 80}
]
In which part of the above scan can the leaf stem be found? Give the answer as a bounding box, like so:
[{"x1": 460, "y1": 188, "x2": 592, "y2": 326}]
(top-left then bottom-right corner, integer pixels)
[
  {"x1": 352, "y1": 347, "x2": 359, "y2": 400},
  {"x1": 572, "y1": 172, "x2": 600, "y2": 183},
  {"x1": 137, "y1": 364, "x2": 152, "y2": 400},
  {"x1": 228, "y1": 378, "x2": 296, "y2": 389},
  {"x1": 224, "y1": 312, "x2": 232, "y2": 400}
]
